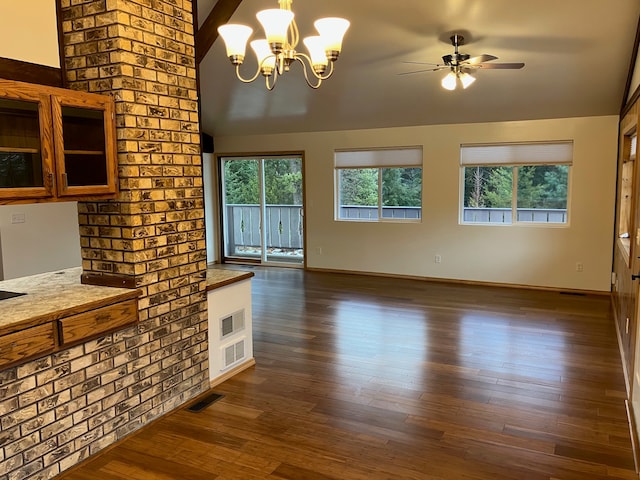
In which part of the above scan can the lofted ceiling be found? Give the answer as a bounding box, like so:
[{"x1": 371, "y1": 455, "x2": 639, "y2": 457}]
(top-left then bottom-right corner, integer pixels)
[{"x1": 196, "y1": 0, "x2": 640, "y2": 137}]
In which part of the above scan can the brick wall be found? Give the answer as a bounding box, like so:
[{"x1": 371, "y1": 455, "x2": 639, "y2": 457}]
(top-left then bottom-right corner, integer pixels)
[{"x1": 0, "y1": 0, "x2": 209, "y2": 478}]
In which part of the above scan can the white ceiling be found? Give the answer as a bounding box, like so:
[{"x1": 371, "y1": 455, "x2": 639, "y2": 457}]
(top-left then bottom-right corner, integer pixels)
[{"x1": 197, "y1": 0, "x2": 640, "y2": 137}]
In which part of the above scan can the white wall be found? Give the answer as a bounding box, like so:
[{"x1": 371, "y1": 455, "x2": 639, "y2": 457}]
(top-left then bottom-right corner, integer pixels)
[
  {"x1": 0, "y1": 0, "x2": 59, "y2": 67},
  {"x1": 0, "y1": 202, "x2": 81, "y2": 279},
  {"x1": 214, "y1": 116, "x2": 618, "y2": 292},
  {"x1": 0, "y1": 1, "x2": 82, "y2": 280}
]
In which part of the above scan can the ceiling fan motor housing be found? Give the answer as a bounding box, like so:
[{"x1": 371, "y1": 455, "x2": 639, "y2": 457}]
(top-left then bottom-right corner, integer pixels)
[{"x1": 442, "y1": 53, "x2": 470, "y2": 66}]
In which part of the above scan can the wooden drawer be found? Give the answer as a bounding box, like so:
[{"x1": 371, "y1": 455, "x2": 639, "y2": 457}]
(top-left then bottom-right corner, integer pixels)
[
  {"x1": 0, "y1": 323, "x2": 56, "y2": 368},
  {"x1": 59, "y1": 299, "x2": 138, "y2": 346}
]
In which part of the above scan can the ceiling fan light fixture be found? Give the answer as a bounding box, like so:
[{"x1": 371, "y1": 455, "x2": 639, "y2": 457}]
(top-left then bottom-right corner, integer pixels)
[
  {"x1": 459, "y1": 72, "x2": 476, "y2": 89},
  {"x1": 441, "y1": 71, "x2": 457, "y2": 90}
]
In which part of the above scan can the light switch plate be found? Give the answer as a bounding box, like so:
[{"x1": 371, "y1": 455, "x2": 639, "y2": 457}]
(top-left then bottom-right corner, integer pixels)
[{"x1": 11, "y1": 213, "x2": 25, "y2": 224}]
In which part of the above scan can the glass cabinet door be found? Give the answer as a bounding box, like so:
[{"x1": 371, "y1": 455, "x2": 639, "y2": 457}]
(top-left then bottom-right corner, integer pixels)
[
  {"x1": 0, "y1": 94, "x2": 54, "y2": 199},
  {"x1": 61, "y1": 105, "x2": 108, "y2": 187},
  {"x1": 52, "y1": 94, "x2": 117, "y2": 197}
]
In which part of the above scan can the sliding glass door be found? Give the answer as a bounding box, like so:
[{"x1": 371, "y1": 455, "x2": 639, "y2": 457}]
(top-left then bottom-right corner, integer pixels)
[{"x1": 220, "y1": 155, "x2": 304, "y2": 266}]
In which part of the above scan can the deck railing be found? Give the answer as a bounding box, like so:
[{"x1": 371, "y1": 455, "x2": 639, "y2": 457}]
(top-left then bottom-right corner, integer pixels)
[
  {"x1": 225, "y1": 204, "x2": 304, "y2": 253},
  {"x1": 225, "y1": 205, "x2": 568, "y2": 254},
  {"x1": 462, "y1": 207, "x2": 567, "y2": 224}
]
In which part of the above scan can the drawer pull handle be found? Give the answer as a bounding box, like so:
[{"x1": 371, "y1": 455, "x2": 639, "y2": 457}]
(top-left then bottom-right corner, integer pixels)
[{"x1": 96, "y1": 314, "x2": 112, "y2": 324}]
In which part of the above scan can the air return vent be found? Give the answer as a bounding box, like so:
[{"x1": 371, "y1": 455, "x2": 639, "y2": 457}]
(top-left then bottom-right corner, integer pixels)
[
  {"x1": 223, "y1": 338, "x2": 246, "y2": 369},
  {"x1": 220, "y1": 310, "x2": 245, "y2": 339}
]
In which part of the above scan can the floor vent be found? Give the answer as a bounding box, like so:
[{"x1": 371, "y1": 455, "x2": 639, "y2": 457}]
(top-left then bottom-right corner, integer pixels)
[{"x1": 187, "y1": 392, "x2": 225, "y2": 413}]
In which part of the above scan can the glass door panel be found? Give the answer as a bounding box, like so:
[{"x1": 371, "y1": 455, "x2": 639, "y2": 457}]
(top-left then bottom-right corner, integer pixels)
[
  {"x1": 222, "y1": 158, "x2": 262, "y2": 261},
  {"x1": 264, "y1": 157, "x2": 303, "y2": 264},
  {"x1": 221, "y1": 155, "x2": 304, "y2": 266},
  {"x1": 0, "y1": 98, "x2": 46, "y2": 189},
  {"x1": 61, "y1": 106, "x2": 108, "y2": 187}
]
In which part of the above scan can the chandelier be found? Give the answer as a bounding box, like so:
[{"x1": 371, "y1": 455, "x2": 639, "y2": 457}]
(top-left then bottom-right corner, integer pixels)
[{"x1": 217, "y1": 0, "x2": 350, "y2": 90}]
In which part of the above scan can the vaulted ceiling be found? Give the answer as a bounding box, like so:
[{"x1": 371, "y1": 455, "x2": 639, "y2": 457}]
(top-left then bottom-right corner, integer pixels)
[{"x1": 196, "y1": 0, "x2": 640, "y2": 137}]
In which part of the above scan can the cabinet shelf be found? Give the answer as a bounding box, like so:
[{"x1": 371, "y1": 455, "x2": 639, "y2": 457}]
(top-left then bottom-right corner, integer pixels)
[
  {"x1": 0, "y1": 146, "x2": 39, "y2": 154},
  {"x1": 64, "y1": 150, "x2": 105, "y2": 156}
]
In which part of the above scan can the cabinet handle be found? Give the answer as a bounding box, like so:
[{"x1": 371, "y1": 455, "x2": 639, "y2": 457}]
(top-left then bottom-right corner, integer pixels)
[
  {"x1": 62, "y1": 173, "x2": 68, "y2": 189},
  {"x1": 45, "y1": 172, "x2": 54, "y2": 190}
]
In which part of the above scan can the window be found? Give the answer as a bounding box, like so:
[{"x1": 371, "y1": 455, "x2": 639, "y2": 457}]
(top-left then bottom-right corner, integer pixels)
[
  {"x1": 460, "y1": 142, "x2": 572, "y2": 225},
  {"x1": 618, "y1": 130, "x2": 637, "y2": 257},
  {"x1": 335, "y1": 147, "x2": 422, "y2": 221}
]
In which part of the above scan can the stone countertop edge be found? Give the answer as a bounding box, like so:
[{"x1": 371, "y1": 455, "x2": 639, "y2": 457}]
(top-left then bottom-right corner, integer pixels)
[
  {"x1": 0, "y1": 267, "x2": 141, "y2": 336},
  {"x1": 206, "y1": 268, "x2": 254, "y2": 292}
]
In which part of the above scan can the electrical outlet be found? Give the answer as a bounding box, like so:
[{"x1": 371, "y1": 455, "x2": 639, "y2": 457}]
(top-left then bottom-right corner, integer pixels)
[
  {"x1": 434, "y1": 255, "x2": 442, "y2": 264},
  {"x1": 576, "y1": 262, "x2": 583, "y2": 272}
]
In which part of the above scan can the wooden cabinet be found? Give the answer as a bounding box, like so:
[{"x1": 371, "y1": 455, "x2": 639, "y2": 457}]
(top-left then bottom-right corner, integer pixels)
[
  {"x1": 0, "y1": 297, "x2": 138, "y2": 369},
  {"x1": 59, "y1": 298, "x2": 138, "y2": 347},
  {"x1": 0, "y1": 79, "x2": 117, "y2": 202},
  {"x1": 0, "y1": 323, "x2": 56, "y2": 368}
]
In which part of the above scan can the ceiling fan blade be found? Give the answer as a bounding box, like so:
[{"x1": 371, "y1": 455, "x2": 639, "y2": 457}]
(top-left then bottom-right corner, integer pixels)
[
  {"x1": 464, "y1": 54, "x2": 498, "y2": 65},
  {"x1": 398, "y1": 66, "x2": 447, "y2": 75},
  {"x1": 477, "y1": 62, "x2": 525, "y2": 69},
  {"x1": 401, "y1": 61, "x2": 441, "y2": 66}
]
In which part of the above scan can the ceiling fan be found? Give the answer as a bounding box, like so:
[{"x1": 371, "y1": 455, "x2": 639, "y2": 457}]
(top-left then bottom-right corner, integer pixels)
[{"x1": 401, "y1": 34, "x2": 525, "y2": 90}]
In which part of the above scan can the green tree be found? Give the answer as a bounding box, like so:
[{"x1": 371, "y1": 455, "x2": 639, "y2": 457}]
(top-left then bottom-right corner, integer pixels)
[
  {"x1": 224, "y1": 159, "x2": 259, "y2": 204},
  {"x1": 340, "y1": 169, "x2": 378, "y2": 206},
  {"x1": 516, "y1": 166, "x2": 545, "y2": 208},
  {"x1": 483, "y1": 166, "x2": 512, "y2": 208},
  {"x1": 264, "y1": 158, "x2": 302, "y2": 205},
  {"x1": 382, "y1": 167, "x2": 421, "y2": 206},
  {"x1": 541, "y1": 165, "x2": 568, "y2": 208}
]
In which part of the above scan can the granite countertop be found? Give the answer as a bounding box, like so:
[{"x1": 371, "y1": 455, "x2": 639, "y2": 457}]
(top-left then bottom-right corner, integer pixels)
[
  {"x1": 206, "y1": 268, "x2": 254, "y2": 291},
  {"x1": 0, "y1": 266, "x2": 252, "y2": 336},
  {"x1": 0, "y1": 267, "x2": 140, "y2": 335}
]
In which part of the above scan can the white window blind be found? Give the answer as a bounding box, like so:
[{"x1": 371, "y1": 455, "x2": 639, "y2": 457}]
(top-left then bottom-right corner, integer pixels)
[
  {"x1": 335, "y1": 147, "x2": 422, "y2": 168},
  {"x1": 460, "y1": 141, "x2": 573, "y2": 166},
  {"x1": 631, "y1": 135, "x2": 637, "y2": 161}
]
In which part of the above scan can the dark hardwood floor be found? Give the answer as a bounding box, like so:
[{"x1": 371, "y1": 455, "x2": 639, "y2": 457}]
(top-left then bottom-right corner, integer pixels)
[{"x1": 58, "y1": 268, "x2": 638, "y2": 479}]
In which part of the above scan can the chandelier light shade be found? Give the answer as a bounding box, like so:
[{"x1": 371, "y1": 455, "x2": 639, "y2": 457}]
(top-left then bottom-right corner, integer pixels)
[
  {"x1": 217, "y1": 0, "x2": 350, "y2": 90},
  {"x1": 256, "y1": 9, "x2": 294, "y2": 49},
  {"x1": 250, "y1": 39, "x2": 277, "y2": 75},
  {"x1": 314, "y1": 17, "x2": 350, "y2": 59}
]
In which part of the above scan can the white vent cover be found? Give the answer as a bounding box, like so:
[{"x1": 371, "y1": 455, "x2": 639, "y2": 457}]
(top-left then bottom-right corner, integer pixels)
[
  {"x1": 220, "y1": 309, "x2": 245, "y2": 339},
  {"x1": 223, "y1": 338, "x2": 246, "y2": 369}
]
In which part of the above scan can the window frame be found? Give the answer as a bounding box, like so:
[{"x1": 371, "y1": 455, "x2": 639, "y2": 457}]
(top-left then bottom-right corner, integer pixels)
[
  {"x1": 617, "y1": 117, "x2": 638, "y2": 265},
  {"x1": 459, "y1": 141, "x2": 573, "y2": 227},
  {"x1": 334, "y1": 147, "x2": 423, "y2": 223}
]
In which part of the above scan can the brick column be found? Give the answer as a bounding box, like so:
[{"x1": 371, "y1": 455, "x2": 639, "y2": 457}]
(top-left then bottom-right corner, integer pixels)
[{"x1": 56, "y1": 0, "x2": 207, "y2": 468}]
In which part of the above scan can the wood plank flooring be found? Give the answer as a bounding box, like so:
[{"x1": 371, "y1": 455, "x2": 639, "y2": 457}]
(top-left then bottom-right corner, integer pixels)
[{"x1": 58, "y1": 268, "x2": 638, "y2": 480}]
